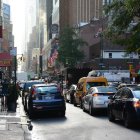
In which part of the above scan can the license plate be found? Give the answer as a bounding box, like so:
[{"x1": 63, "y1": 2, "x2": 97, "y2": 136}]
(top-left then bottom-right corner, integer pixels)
[{"x1": 44, "y1": 96, "x2": 54, "y2": 100}]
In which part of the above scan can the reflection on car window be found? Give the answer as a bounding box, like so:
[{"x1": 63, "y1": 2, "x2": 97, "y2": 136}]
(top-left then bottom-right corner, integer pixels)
[
  {"x1": 36, "y1": 86, "x2": 61, "y2": 95},
  {"x1": 97, "y1": 87, "x2": 117, "y2": 93},
  {"x1": 133, "y1": 91, "x2": 140, "y2": 98}
]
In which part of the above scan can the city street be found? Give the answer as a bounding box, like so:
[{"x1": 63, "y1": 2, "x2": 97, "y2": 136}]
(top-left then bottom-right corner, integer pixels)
[{"x1": 28, "y1": 103, "x2": 140, "y2": 140}]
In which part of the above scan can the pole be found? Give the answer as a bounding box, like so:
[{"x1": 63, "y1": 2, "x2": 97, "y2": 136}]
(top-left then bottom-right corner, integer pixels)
[
  {"x1": 39, "y1": 55, "x2": 42, "y2": 78},
  {"x1": 14, "y1": 55, "x2": 17, "y2": 94},
  {"x1": 36, "y1": 55, "x2": 38, "y2": 74},
  {"x1": 99, "y1": 33, "x2": 103, "y2": 70}
]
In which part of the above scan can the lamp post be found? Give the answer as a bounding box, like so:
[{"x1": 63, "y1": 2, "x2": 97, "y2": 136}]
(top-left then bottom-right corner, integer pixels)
[
  {"x1": 99, "y1": 30, "x2": 104, "y2": 70},
  {"x1": 91, "y1": 17, "x2": 105, "y2": 70}
]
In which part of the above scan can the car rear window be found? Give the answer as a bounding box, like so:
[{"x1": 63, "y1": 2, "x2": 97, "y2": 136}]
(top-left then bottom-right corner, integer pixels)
[
  {"x1": 24, "y1": 81, "x2": 44, "y2": 90},
  {"x1": 86, "y1": 82, "x2": 106, "y2": 90},
  {"x1": 132, "y1": 87, "x2": 140, "y2": 98},
  {"x1": 97, "y1": 87, "x2": 117, "y2": 93},
  {"x1": 36, "y1": 86, "x2": 61, "y2": 95}
]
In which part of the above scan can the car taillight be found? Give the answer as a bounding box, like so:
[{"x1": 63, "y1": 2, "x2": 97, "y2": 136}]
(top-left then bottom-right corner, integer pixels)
[
  {"x1": 31, "y1": 89, "x2": 35, "y2": 95},
  {"x1": 92, "y1": 93, "x2": 98, "y2": 97},
  {"x1": 133, "y1": 101, "x2": 140, "y2": 108}
]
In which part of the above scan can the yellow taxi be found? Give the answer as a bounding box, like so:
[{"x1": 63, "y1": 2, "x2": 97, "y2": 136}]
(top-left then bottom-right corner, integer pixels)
[{"x1": 73, "y1": 76, "x2": 108, "y2": 108}]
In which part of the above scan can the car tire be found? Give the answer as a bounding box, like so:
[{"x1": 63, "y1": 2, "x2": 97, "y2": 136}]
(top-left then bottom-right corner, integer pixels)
[
  {"x1": 60, "y1": 111, "x2": 65, "y2": 117},
  {"x1": 73, "y1": 98, "x2": 77, "y2": 107},
  {"x1": 79, "y1": 99, "x2": 83, "y2": 109},
  {"x1": 124, "y1": 112, "x2": 132, "y2": 128},
  {"x1": 24, "y1": 96, "x2": 27, "y2": 112},
  {"x1": 28, "y1": 103, "x2": 34, "y2": 119},
  {"x1": 83, "y1": 102, "x2": 86, "y2": 112},
  {"x1": 70, "y1": 95, "x2": 73, "y2": 104},
  {"x1": 89, "y1": 104, "x2": 94, "y2": 116},
  {"x1": 108, "y1": 108, "x2": 115, "y2": 122}
]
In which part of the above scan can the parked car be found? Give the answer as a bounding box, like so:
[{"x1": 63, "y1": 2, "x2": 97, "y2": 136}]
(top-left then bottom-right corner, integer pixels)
[
  {"x1": 82, "y1": 86, "x2": 117, "y2": 115},
  {"x1": 65, "y1": 84, "x2": 77, "y2": 104},
  {"x1": 108, "y1": 86, "x2": 140, "y2": 128},
  {"x1": 117, "y1": 83, "x2": 137, "y2": 89},
  {"x1": 22, "y1": 80, "x2": 45, "y2": 110},
  {"x1": 73, "y1": 76, "x2": 108, "y2": 108},
  {"x1": 26, "y1": 83, "x2": 66, "y2": 119}
]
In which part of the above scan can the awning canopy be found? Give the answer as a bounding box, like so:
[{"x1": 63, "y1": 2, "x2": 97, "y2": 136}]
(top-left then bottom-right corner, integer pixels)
[{"x1": 0, "y1": 52, "x2": 12, "y2": 67}]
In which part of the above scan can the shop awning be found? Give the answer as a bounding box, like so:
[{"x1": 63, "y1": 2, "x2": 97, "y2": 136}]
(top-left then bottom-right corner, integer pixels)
[{"x1": 0, "y1": 52, "x2": 12, "y2": 67}]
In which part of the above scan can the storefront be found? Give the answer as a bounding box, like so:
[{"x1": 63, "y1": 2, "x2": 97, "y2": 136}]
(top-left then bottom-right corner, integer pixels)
[{"x1": 0, "y1": 52, "x2": 12, "y2": 80}]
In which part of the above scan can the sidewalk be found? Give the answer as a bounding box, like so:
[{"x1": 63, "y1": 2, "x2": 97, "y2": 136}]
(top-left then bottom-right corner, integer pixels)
[{"x1": 0, "y1": 97, "x2": 31, "y2": 140}]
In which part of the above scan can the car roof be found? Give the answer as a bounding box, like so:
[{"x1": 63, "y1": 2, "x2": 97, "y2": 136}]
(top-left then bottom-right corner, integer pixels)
[
  {"x1": 117, "y1": 83, "x2": 137, "y2": 89},
  {"x1": 32, "y1": 83, "x2": 57, "y2": 87},
  {"x1": 91, "y1": 86, "x2": 116, "y2": 89},
  {"x1": 122, "y1": 86, "x2": 140, "y2": 90},
  {"x1": 90, "y1": 86, "x2": 117, "y2": 92}
]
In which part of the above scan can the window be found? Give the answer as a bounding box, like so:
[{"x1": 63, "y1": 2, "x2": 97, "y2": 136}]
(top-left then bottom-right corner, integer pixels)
[{"x1": 109, "y1": 53, "x2": 112, "y2": 58}]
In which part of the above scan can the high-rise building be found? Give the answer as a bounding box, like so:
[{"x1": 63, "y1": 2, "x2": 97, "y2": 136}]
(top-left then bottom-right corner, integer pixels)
[{"x1": 59, "y1": 0, "x2": 105, "y2": 31}]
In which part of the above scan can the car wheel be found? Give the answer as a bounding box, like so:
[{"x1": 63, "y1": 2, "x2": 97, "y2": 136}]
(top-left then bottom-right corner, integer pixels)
[
  {"x1": 60, "y1": 111, "x2": 65, "y2": 117},
  {"x1": 79, "y1": 99, "x2": 83, "y2": 109},
  {"x1": 83, "y1": 102, "x2": 86, "y2": 112},
  {"x1": 108, "y1": 108, "x2": 115, "y2": 122},
  {"x1": 28, "y1": 103, "x2": 34, "y2": 119},
  {"x1": 124, "y1": 112, "x2": 132, "y2": 128},
  {"x1": 73, "y1": 98, "x2": 77, "y2": 107},
  {"x1": 24, "y1": 96, "x2": 27, "y2": 112},
  {"x1": 89, "y1": 104, "x2": 94, "y2": 116},
  {"x1": 70, "y1": 95, "x2": 73, "y2": 104}
]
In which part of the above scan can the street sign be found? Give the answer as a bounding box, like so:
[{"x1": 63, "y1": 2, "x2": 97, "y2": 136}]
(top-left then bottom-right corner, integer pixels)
[{"x1": 51, "y1": 24, "x2": 59, "y2": 34}]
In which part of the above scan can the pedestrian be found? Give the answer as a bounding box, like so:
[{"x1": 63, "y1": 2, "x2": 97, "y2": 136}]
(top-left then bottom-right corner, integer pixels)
[
  {"x1": 1, "y1": 79, "x2": 9, "y2": 111},
  {"x1": 1, "y1": 79, "x2": 9, "y2": 96}
]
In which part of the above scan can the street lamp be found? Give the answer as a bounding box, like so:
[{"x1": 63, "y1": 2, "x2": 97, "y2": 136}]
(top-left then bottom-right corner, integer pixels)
[{"x1": 91, "y1": 17, "x2": 105, "y2": 70}]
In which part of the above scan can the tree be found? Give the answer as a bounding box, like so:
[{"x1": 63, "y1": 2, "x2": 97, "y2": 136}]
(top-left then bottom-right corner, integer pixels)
[
  {"x1": 57, "y1": 26, "x2": 87, "y2": 67},
  {"x1": 104, "y1": 0, "x2": 140, "y2": 53}
]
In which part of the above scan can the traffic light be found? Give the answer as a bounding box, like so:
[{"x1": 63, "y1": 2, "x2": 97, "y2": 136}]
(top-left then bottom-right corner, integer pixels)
[{"x1": 129, "y1": 64, "x2": 133, "y2": 71}]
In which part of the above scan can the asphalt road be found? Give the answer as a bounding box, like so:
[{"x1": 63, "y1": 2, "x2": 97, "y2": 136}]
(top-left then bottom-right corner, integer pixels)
[{"x1": 29, "y1": 103, "x2": 140, "y2": 140}]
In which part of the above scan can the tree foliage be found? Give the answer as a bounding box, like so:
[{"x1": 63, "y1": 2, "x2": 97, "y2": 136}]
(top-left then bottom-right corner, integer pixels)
[
  {"x1": 57, "y1": 27, "x2": 87, "y2": 67},
  {"x1": 104, "y1": 0, "x2": 140, "y2": 53}
]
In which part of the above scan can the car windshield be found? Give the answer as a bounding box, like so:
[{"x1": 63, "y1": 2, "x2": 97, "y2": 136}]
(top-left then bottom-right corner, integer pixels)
[
  {"x1": 36, "y1": 86, "x2": 61, "y2": 96},
  {"x1": 97, "y1": 86, "x2": 117, "y2": 93}
]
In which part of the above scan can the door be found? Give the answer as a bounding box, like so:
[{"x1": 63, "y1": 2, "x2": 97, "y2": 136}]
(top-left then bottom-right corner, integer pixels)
[{"x1": 112, "y1": 90, "x2": 122, "y2": 118}]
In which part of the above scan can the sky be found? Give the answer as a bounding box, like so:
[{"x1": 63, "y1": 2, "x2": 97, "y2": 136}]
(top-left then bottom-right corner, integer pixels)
[{"x1": 3, "y1": 0, "x2": 26, "y2": 54}]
